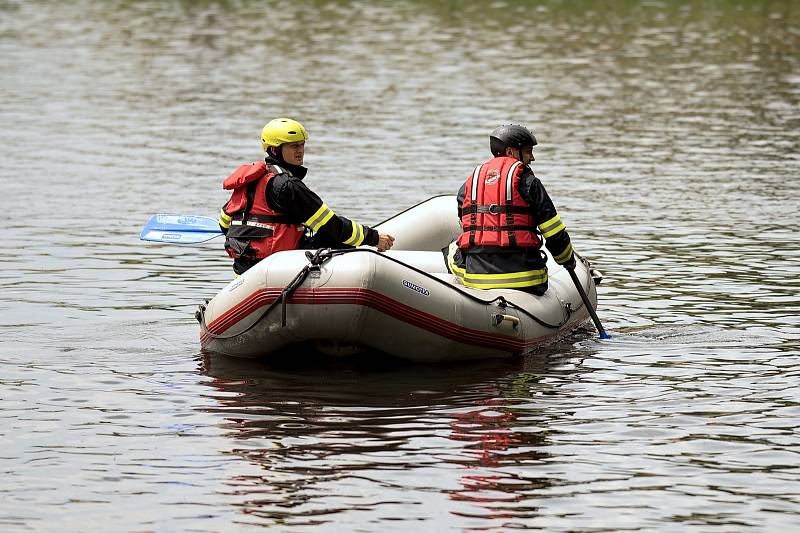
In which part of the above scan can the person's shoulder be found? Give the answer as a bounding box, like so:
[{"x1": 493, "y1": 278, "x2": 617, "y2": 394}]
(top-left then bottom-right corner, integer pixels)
[
  {"x1": 266, "y1": 170, "x2": 303, "y2": 202},
  {"x1": 271, "y1": 170, "x2": 319, "y2": 207},
  {"x1": 266, "y1": 169, "x2": 286, "y2": 185},
  {"x1": 518, "y1": 166, "x2": 540, "y2": 185},
  {"x1": 269, "y1": 167, "x2": 303, "y2": 186}
]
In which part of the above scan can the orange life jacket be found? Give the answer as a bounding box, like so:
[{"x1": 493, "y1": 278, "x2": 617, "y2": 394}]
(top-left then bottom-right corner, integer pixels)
[
  {"x1": 221, "y1": 162, "x2": 304, "y2": 260},
  {"x1": 457, "y1": 156, "x2": 541, "y2": 249}
]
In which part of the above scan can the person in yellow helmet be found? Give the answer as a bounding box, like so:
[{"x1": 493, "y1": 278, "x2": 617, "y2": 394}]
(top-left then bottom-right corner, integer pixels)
[{"x1": 218, "y1": 118, "x2": 394, "y2": 275}]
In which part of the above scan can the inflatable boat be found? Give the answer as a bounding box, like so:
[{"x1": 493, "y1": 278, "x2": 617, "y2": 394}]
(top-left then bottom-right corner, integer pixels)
[{"x1": 197, "y1": 196, "x2": 601, "y2": 362}]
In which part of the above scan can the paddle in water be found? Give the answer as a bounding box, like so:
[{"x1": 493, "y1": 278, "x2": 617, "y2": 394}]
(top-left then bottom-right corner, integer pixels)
[
  {"x1": 139, "y1": 214, "x2": 222, "y2": 244},
  {"x1": 566, "y1": 266, "x2": 610, "y2": 339}
]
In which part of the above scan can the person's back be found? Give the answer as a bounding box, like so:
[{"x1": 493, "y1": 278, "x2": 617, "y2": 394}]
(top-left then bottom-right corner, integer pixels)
[
  {"x1": 218, "y1": 118, "x2": 394, "y2": 275},
  {"x1": 447, "y1": 124, "x2": 575, "y2": 295}
]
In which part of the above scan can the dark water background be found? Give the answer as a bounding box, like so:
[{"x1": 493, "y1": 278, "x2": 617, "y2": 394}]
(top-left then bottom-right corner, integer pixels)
[{"x1": 1, "y1": 1, "x2": 799, "y2": 530}]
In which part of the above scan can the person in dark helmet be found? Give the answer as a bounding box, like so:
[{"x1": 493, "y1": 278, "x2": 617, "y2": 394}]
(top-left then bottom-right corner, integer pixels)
[
  {"x1": 446, "y1": 124, "x2": 575, "y2": 295},
  {"x1": 218, "y1": 118, "x2": 394, "y2": 275}
]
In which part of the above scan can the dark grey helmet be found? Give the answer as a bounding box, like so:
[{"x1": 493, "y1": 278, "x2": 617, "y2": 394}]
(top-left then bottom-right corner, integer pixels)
[{"x1": 489, "y1": 124, "x2": 538, "y2": 156}]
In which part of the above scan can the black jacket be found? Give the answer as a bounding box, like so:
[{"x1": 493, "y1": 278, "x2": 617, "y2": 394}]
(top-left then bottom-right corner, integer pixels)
[{"x1": 264, "y1": 155, "x2": 379, "y2": 248}]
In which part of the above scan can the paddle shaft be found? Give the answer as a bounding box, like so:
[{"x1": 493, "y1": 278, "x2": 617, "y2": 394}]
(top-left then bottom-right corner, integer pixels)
[{"x1": 566, "y1": 267, "x2": 610, "y2": 339}]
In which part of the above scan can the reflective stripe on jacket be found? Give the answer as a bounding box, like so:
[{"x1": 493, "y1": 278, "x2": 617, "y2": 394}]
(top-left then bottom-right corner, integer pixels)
[{"x1": 446, "y1": 241, "x2": 548, "y2": 290}]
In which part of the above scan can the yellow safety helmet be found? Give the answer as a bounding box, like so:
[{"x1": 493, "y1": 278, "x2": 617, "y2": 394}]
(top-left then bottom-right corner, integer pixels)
[{"x1": 261, "y1": 118, "x2": 309, "y2": 151}]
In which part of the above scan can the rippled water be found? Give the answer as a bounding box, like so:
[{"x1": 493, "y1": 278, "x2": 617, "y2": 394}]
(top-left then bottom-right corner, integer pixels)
[{"x1": 2, "y1": 1, "x2": 799, "y2": 530}]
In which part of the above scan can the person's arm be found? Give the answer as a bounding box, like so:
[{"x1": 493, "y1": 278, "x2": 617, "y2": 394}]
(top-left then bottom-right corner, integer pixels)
[
  {"x1": 218, "y1": 203, "x2": 231, "y2": 235},
  {"x1": 519, "y1": 170, "x2": 575, "y2": 267},
  {"x1": 269, "y1": 173, "x2": 392, "y2": 250}
]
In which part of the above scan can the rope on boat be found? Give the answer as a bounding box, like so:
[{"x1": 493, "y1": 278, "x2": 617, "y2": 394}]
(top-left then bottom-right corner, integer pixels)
[
  {"x1": 198, "y1": 247, "x2": 593, "y2": 339},
  {"x1": 197, "y1": 247, "x2": 336, "y2": 340},
  {"x1": 343, "y1": 248, "x2": 588, "y2": 330}
]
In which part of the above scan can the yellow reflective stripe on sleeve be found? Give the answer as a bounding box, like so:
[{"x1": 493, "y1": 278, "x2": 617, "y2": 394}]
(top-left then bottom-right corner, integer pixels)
[
  {"x1": 304, "y1": 203, "x2": 335, "y2": 232},
  {"x1": 446, "y1": 242, "x2": 466, "y2": 279},
  {"x1": 553, "y1": 243, "x2": 574, "y2": 264},
  {"x1": 462, "y1": 269, "x2": 548, "y2": 289},
  {"x1": 317, "y1": 210, "x2": 334, "y2": 230},
  {"x1": 343, "y1": 222, "x2": 365, "y2": 246},
  {"x1": 218, "y1": 209, "x2": 232, "y2": 229},
  {"x1": 538, "y1": 214, "x2": 566, "y2": 238}
]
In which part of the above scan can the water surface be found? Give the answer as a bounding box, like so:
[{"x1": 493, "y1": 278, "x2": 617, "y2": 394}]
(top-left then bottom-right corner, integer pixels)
[{"x1": 1, "y1": 1, "x2": 799, "y2": 530}]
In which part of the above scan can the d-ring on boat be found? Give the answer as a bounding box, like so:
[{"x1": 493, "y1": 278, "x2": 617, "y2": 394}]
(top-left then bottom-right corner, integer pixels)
[{"x1": 197, "y1": 195, "x2": 601, "y2": 362}]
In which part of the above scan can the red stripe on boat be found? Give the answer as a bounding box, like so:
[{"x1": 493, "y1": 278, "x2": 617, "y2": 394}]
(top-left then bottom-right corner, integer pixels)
[{"x1": 201, "y1": 287, "x2": 585, "y2": 352}]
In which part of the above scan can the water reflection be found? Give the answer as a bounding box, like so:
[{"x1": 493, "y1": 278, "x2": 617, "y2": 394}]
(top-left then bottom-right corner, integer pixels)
[
  {"x1": 199, "y1": 350, "x2": 564, "y2": 526},
  {"x1": 445, "y1": 398, "x2": 551, "y2": 524}
]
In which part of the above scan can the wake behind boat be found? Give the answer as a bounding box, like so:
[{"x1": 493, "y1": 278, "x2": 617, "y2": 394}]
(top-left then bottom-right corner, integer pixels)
[{"x1": 197, "y1": 196, "x2": 602, "y2": 362}]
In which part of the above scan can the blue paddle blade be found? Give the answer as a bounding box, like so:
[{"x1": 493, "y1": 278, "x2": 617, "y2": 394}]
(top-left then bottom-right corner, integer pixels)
[
  {"x1": 139, "y1": 214, "x2": 223, "y2": 244},
  {"x1": 140, "y1": 228, "x2": 222, "y2": 244}
]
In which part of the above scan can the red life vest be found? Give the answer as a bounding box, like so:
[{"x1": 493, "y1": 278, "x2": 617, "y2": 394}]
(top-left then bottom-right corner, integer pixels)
[
  {"x1": 221, "y1": 162, "x2": 304, "y2": 260},
  {"x1": 457, "y1": 156, "x2": 541, "y2": 249}
]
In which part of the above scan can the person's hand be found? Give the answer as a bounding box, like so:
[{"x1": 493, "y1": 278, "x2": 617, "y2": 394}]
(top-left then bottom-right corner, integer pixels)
[
  {"x1": 377, "y1": 233, "x2": 395, "y2": 252},
  {"x1": 563, "y1": 253, "x2": 577, "y2": 270}
]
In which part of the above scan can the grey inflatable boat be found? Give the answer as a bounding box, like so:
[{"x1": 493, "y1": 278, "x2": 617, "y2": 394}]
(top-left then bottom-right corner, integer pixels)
[{"x1": 198, "y1": 196, "x2": 600, "y2": 362}]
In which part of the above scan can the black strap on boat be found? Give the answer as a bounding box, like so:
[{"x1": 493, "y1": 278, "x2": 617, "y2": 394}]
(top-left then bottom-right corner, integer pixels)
[
  {"x1": 361, "y1": 248, "x2": 580, "y2": 329},
  {"x1": 278, "y1": 248, "x2": 331, "y2": 326},
  {"x1": 326, "y1": 249, "x2": 584, "y2": 329},
  {"x1": 198, "y1": 248, "x2": 337, "y2": 339}
]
